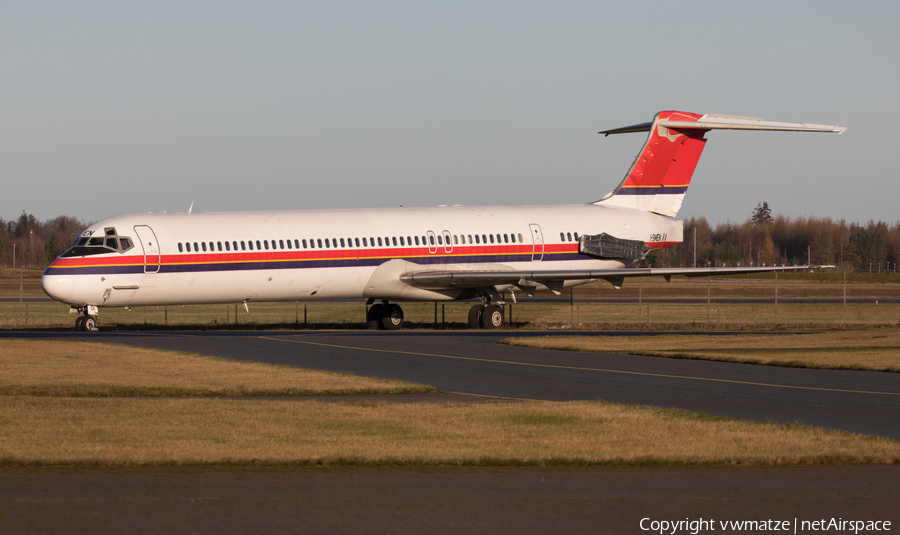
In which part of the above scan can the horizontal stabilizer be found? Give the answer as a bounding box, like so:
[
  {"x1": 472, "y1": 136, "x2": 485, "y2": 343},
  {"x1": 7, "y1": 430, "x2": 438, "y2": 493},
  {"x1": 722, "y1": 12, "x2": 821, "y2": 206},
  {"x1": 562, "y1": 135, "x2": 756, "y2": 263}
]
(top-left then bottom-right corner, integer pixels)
[{"x1": 600, "y1": 114, "x2": 847, "y2": 136}]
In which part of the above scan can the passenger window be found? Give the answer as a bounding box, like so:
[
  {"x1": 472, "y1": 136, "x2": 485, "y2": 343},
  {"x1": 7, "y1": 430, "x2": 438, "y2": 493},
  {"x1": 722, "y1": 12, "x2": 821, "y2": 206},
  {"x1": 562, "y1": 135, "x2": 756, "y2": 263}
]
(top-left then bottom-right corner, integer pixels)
[
  {"x1": 392, "y1": 237, "x2": 397, "y2": 246},
  {"x1": 429, "y1": 235, "x2": 435, "y2": 245},
  {"x1": 496, "y1": 234, "x2": 501, "y2": 243},
  {"x1": 362, "y1": 237, "x2": 367, "y2": 247},
  {"x1": 407, "y1": 236, "x2": 412, "y2": 245},
  {"x1": 400, "y1": 236, "x2": 405, "y2": 246},
  {"x1": 217, "y1": 242, "x2": 222, "y2": 251},
  {"x1": 202, "y1": 242, "x2": 207, "y2": 252},
  {"x1": 209, "y1": 242, "x2": 214, "y2": 251},
  {"x1": 225, "y1": 242, "x2": 230, "y2": 251},
  {"x1": 567, "y1": 232, "x2": 572, "y2": 242},
  {"x1": 286, "y1": 240, "x2": 291, "y2": 250},
  {"x1": 317, "y1": 239, "x2": 322, "y2": 248},
  {"x1": 233, "y1": 241, "x2": 238, "y2": 251},
  {"x1": 414, "y1": 236, "x2": 419, "y2": 245},
  {"x1": 437, "y1": 235, "x2": 442, "y2": 245},
  {"x1": 241, "y1": 241, "x2": 246, "y2": 251},
  {"x1": 503, "y1": 234, "x2": 508, "y2": 243},
  {"x1": 325, "y1": 239, "x2": 330, "y2": 248},
  {"x1": 482, "y1": 235, "x2": 487, "y2": 244},
  {"x1": 263, "y1": 240, "x2": 268, "y2": 250},
  {"x1": 475, "y1": 235, "x2": 480, "y2": 244},
  {"x1": 468, "y1": 235, "x2": 472, "y2": 244},
  {"x1": 518, "y1": 233, "x2": 523, "y2": 242},
  {"x1": 489, "y1": 235, "x2": 494, "y2": 244},
  {"x1": 278, "y1": 240, "x2": 284, "y2": 249},
  {"x1": 333, "y1": 239, "x2": 337, "y2": 248},
  {"x1": 253, "y1": 240, "x2": 258, "y2": 250},
  {"x1": 560, "y1": 232, "x2": 565, "y2": 241},
  {"x1": 353, "y1": 238, "x2": 358, "y2": 247},
  {"x1": 384, "y1": 237, "x2": 389, "y2": 246},
  {"x1": 340, "y1": 238, "x2": 345, "y2": 247},
  {"x1": 453, "y1": 235, "x2": 458, "y2": 245},
  {"x1": 192, "y1": 242, "x2": 198, "y2": 251},
  {"x1": 178, "y1": 243, "x2": 183, "y2": 252},
  {"x1": 574, "y1": 232, "x2": 579, "y2": 241},
  {"x1": 377, "y1": 237, "x2": 383, "y2": 247}
]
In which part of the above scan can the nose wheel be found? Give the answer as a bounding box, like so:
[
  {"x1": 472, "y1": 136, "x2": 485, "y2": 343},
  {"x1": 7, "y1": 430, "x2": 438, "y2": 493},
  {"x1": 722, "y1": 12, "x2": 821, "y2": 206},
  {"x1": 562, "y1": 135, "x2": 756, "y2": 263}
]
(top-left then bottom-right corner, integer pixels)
[{"x1": 74, "y1": 311, "x2": 98, "y2": 332}]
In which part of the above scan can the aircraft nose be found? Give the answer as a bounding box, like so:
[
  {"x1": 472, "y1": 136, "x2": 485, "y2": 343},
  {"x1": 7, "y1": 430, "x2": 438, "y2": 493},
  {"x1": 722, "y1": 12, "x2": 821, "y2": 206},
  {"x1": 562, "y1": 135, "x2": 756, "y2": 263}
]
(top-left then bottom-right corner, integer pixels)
[{"x1": 42, "y1": 272, "x2": 76, "y2": 303}]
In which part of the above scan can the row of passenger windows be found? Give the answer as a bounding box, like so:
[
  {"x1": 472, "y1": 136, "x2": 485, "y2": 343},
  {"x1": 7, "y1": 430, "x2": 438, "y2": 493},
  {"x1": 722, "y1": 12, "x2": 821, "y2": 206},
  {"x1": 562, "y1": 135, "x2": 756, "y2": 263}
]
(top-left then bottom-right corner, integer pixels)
[
  {"x1": 175, "y1": 232, "x2": 533, "y2": 253},
  {"x1": 562, "y1": 232, "x2": 580, "y2": 242}
]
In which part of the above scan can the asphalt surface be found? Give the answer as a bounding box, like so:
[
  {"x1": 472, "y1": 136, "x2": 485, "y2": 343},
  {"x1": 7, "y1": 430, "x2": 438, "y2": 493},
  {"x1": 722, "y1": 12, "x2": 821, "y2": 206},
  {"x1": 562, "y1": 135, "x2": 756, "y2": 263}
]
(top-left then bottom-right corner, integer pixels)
[
  {"x1": 2, "y1": 466, "x2": 897, "y2": 535},
  {"x1": 5, "y1": 329, "x2": 900, "y2": 438}
]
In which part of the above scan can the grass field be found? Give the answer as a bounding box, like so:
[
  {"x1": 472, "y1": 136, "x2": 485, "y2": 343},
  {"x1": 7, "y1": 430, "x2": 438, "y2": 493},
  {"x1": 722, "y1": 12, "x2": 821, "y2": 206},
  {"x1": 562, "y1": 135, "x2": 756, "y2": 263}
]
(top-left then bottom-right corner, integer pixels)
[
  {"x1": 0, "y1": 339, "x2": 898, "y2": 467},
  {"x1": 0, "y1": 339, "x2": 434, "y2": 397},
  {"x1": 500, "y1": 328, "x2": 900, "y2": 372},
  {"x1": 3, "y1": 397, "x2": 898, "y2": 467}
]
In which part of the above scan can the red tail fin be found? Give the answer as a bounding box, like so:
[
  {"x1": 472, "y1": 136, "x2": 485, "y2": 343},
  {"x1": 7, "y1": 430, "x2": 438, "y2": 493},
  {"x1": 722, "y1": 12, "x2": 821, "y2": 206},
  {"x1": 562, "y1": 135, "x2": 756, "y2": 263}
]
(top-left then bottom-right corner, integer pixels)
[
  {"x1": 597, "y1": 111, "x2": 708, "y2": 217},
  {"x1": 595, "y1": 110, "x2": 846, "y2": 218}
]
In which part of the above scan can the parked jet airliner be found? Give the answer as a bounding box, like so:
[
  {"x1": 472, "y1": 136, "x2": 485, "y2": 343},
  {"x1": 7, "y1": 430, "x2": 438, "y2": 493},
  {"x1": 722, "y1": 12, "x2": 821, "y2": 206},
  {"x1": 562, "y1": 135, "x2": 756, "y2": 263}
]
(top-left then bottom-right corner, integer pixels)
[{"x1": 42, "y1": 110, "x2": 845, "y2": 331}]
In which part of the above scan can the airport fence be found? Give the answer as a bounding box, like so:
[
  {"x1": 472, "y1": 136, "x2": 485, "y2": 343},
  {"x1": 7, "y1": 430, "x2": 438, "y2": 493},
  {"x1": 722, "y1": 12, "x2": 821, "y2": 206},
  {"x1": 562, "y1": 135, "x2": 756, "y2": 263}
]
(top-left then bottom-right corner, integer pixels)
[{"x1": 2, "y1": 275, "x2": 899, "y2": 329}]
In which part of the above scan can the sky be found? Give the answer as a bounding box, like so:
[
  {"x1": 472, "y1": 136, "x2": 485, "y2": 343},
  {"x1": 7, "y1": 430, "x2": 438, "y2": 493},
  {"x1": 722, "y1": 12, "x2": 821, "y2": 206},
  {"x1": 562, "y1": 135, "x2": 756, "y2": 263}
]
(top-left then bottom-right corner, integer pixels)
[{"x1": 1, "y1": 1, "x2": 897, "y2": 226}]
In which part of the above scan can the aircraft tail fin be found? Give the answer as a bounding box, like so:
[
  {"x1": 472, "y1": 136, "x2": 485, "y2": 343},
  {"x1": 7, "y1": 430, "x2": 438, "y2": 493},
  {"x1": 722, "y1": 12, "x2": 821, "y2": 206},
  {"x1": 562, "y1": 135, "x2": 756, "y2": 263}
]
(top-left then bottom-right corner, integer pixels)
[{"x1": 595, "y1": 111, "x2": 846, "y2": 218}]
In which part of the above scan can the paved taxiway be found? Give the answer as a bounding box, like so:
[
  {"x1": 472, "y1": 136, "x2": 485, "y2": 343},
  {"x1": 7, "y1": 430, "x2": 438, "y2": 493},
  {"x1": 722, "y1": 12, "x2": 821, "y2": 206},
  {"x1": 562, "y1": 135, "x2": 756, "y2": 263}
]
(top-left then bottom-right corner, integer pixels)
[
  {"x1": 5, "y1": 330, "x2": 899, "y2": 437},
  {"x1": 2, "y1": 466, "x2": 897, "y2": 534}
]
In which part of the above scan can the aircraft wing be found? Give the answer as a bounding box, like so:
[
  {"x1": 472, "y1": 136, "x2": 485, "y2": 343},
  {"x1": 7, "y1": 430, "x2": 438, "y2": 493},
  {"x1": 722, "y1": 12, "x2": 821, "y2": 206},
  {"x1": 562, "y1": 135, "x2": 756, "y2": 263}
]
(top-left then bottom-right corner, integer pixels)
[{"x1": 400, "y1": 265, "x2": 834, "y2": 295}]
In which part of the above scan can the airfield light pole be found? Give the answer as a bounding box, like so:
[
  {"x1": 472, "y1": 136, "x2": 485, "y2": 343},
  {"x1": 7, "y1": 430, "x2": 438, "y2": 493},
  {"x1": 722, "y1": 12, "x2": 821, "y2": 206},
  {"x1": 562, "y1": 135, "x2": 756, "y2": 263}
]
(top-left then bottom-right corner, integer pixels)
[{"x1": 693, "y1": 228, "x2": 696, "y2": 268}]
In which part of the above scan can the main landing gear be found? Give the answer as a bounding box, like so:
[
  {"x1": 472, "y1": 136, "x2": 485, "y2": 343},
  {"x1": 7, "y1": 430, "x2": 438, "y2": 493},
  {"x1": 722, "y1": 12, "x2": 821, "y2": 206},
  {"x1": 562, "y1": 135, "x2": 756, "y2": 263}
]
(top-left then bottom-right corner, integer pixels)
[
  {"x1": 366, "y1": 301, "x2": 405, "y2": 330},
  {"x1": 468, "y1": 303, "x2": 504, "y2": 330},
  {"x1": 73, "y1": 306, "x2": 99, "y2": 332},
  {"x1": 366, "y1": 300, "x2": 505, "y2": 330}
]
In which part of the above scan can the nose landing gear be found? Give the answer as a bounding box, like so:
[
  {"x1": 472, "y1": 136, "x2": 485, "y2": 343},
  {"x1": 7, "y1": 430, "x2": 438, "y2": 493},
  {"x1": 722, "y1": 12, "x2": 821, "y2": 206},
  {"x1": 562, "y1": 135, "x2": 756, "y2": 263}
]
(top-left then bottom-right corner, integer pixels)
[{"x1": 72, "y1": 306, "x2": 99, "y2": 332}]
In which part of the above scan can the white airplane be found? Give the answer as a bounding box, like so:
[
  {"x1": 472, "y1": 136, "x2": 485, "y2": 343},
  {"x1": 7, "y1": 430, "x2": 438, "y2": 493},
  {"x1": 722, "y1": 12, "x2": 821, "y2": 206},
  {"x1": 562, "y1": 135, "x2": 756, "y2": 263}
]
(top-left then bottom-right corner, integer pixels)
[{"x1": 42, "y1": 110, "x2": 845, "y2": 331}]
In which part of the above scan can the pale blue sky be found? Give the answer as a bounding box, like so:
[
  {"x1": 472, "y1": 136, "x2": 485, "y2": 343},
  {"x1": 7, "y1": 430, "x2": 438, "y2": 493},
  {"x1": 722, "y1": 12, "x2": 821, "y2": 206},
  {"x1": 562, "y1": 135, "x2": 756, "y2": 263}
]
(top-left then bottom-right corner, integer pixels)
[{"x1": 1, "y1": 1, "x2": 896, "y2": 225}]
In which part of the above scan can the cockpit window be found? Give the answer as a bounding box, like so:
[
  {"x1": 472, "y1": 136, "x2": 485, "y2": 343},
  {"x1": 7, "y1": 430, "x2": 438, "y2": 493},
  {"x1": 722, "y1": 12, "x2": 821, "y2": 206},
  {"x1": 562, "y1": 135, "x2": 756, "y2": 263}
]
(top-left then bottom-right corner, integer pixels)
[{"x1": 61, "y1": 228, "x2": 135, "y2": 257}]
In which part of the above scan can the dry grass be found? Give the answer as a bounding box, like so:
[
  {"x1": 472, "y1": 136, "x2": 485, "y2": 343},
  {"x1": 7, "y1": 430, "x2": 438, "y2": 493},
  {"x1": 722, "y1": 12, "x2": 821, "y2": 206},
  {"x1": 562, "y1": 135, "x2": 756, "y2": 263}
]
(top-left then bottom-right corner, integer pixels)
[
  {"x1": 0, "y1": 339, "x2": 435, "y2": 396},
  {"x1": 500, "y1": 329, "x2": 900, "y2": 372},
  {"x1": 1, "y1": 397, "x2": 897, "y2": 467}
]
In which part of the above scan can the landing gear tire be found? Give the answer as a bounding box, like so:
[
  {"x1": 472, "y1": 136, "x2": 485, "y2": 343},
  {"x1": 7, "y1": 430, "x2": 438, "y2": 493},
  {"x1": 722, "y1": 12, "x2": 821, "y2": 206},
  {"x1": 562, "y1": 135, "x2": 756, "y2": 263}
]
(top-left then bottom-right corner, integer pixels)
[
  {"x1": 468, "y1": 305, "x2": 485, "y2": 329},
  {"x1": 381, "y1": 304, "x2": 404, "y2": 330},
  {"x1": 83, "y1": 317, "x2": 96, "y2": 332},
  {"x1": 75, "y1": 316, "x2": 86, "y2": 331},
  {"x1": 481, "y1": 305, "x2": 504, "y2": 329},
  {"x1": 366, "y1": 304, "x2": 385, "y2": 330}
]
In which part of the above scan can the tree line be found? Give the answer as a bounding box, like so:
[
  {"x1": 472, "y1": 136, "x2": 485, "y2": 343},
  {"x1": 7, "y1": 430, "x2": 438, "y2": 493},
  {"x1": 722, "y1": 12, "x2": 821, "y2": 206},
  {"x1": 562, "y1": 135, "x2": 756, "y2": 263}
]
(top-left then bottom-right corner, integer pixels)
[
  {"x1": 647, "y1": 203, "x2": 900, "y2": 273},
  {"x1": 1, "y1": 205, "x2": 898, "y2": 272},
  {"x1": 0, "y1": 212, "x2": 87, "y2": 269}
]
